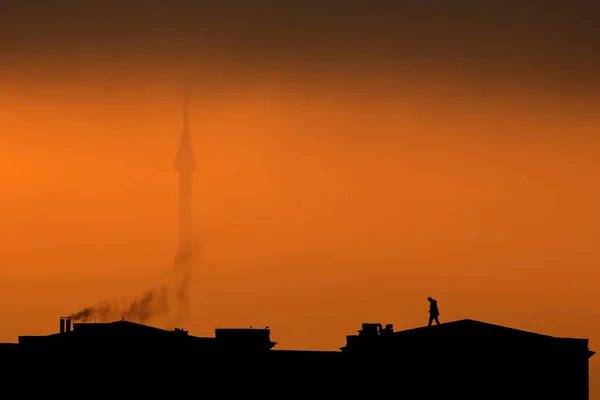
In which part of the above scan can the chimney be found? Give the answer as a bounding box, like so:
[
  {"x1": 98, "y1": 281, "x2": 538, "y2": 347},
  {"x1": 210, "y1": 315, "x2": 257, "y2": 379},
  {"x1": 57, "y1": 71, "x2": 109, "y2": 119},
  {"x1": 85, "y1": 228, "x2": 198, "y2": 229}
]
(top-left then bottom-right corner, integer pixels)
[
  {"x1": 59, "y1": 317, "x2": 65, "y2": 334},
  {"x1": 65, "y1": 317, "x2": 71, "y2": 332}
]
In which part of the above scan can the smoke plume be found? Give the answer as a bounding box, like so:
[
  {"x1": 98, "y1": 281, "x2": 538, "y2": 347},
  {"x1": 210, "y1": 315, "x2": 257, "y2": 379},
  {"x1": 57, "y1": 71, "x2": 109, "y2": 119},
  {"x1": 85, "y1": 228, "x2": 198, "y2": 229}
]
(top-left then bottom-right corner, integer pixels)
[
  {"x1": 68, "y1": 285, "x2": 169, "y2": 323},
  {"x1": 68, "y1": 235, "x2": 202, "y2": 326}
]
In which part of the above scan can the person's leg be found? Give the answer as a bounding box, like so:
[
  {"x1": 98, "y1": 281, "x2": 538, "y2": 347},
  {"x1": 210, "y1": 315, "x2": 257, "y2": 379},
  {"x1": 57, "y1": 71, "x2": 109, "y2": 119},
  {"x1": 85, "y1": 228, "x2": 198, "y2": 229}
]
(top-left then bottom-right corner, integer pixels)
[
  {"x1": 434, "y1": 316, "x2": 440, "y2": 325},
  {"x1": 428, "y1": 315, "x2": 434, "y2": 326}
]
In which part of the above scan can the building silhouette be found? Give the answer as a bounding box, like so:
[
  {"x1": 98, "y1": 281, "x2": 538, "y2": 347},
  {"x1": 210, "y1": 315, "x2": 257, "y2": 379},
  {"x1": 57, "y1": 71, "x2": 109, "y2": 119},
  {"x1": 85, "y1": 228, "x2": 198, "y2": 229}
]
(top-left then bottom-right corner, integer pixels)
[
  {"x1": 342, "y1": 319, "x2": 595, "y2": 398},
  {"x1": 0, "y1": 317, "x2": 593, "y2": 399}
]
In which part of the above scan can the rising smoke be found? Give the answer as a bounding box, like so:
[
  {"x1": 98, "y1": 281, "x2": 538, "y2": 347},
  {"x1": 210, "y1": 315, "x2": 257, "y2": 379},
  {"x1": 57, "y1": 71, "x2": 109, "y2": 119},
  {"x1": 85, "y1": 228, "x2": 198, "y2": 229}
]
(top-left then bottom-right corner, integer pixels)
[
  {"x1": 68, "y1": 235, "x2": 201, "y2": 326},
  {"x1": 68, "y1": 285, "x2": 169, "y2": 323}
]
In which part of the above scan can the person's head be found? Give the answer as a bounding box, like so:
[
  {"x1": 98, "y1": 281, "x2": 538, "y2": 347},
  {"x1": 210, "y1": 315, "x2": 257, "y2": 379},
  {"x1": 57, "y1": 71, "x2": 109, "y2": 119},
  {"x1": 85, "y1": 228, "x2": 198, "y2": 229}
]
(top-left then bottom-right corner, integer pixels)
[{"x1": 427, "y1": 297, "x2": 432, "y2": 302}]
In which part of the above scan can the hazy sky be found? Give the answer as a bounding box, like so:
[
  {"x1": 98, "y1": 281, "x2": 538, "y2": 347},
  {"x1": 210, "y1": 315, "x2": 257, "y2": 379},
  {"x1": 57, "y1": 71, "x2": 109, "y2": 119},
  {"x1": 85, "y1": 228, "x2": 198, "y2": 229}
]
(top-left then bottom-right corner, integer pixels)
[
  {"x1": 1, "y1": 1, "x2": 600, "y2": 395},
  {"x1": 2, "y1": 1, "x2": 600, "y2": 92}
]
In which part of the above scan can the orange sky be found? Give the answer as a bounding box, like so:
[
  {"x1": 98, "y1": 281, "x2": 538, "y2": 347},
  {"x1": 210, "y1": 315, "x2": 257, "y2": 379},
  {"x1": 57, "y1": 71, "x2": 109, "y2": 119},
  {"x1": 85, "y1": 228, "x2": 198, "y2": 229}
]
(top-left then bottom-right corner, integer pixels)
[{"x1": 1, "y1": 68, "x2": 599, "y2": 390}]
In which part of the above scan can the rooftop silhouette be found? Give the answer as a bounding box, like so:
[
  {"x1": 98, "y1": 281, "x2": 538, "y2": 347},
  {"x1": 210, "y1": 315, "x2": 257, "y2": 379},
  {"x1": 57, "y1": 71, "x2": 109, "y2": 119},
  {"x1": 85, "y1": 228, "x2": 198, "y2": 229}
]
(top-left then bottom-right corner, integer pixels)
[{"x1": 0, "y1": 316, "x2": 594, "y2": 398}]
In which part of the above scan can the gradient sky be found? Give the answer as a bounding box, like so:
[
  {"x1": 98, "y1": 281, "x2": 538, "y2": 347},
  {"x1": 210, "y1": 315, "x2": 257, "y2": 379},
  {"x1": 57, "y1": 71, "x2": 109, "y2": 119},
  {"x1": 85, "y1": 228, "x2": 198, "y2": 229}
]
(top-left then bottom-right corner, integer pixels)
[{"x1": 1, "y1": 0, "x2": 600, "y2": 394}]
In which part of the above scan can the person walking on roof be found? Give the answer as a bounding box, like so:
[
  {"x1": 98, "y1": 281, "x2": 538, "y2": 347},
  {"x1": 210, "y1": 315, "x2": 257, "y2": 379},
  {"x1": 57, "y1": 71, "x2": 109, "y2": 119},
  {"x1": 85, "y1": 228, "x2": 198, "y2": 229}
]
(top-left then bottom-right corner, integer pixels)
[{"x1": 427, "y1": 297, "x2": 440, "y2": 326}]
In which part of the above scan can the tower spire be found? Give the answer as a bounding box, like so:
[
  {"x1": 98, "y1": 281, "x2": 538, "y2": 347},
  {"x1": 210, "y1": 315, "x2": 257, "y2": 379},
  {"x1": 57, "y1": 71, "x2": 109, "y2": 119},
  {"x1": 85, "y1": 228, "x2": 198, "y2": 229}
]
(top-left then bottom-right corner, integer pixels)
[{"x1": 182, "y1": 81, "x2": 189, "y2": 136}]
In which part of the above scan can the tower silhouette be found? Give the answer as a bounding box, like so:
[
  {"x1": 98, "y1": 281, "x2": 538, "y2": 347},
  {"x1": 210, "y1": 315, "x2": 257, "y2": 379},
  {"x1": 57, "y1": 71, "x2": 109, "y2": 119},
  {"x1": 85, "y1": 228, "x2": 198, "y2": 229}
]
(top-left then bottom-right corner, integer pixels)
[
  {"x1": 173, "y1": 83, "x2": 196, "y2": 264},
  {"x1": 171, "y1": 82, "x2": 196, "y2": 323}
]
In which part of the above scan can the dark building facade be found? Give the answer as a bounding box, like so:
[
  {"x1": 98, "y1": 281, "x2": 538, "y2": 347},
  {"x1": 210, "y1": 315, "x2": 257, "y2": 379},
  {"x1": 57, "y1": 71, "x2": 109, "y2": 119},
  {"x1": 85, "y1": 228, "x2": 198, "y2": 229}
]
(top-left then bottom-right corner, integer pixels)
[
  {"x1": 342, "y1": 319, "x2": 595, "y2": 399},
  {"x1": 0, "y1": 317, "x2": 594, "y2": 399},
  {"x1": 16, "y1": 317, "x2": 277, "y2": 360}
]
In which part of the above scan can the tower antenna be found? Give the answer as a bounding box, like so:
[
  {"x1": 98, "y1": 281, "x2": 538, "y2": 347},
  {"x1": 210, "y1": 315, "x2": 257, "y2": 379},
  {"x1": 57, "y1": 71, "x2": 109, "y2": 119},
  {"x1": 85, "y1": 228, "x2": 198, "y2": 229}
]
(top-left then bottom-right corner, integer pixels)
[{"x1": 182, "y1": 81, "x2": 190, "y2": 135}]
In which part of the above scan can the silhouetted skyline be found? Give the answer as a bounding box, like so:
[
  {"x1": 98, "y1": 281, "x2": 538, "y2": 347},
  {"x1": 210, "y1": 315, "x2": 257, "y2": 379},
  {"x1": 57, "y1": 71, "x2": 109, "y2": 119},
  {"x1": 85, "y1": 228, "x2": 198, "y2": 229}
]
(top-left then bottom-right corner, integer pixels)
[
  {"x1": 1, "y1": 2, "x2": 599, "y2": 398},
  {"x1": 3, "y1": 316, "x2": 594, "y2": 398}
]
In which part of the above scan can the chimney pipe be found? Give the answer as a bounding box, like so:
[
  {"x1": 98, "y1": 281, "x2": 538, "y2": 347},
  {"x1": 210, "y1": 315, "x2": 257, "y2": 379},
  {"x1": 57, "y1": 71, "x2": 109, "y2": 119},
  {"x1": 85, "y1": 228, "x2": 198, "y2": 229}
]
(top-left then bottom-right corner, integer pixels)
[
  {"x1": 59, "y1": 317, "x2": 65, "y2": 334},
  {"x1": 65, "y1": 317, "x2": 71, "y2": 332}
]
